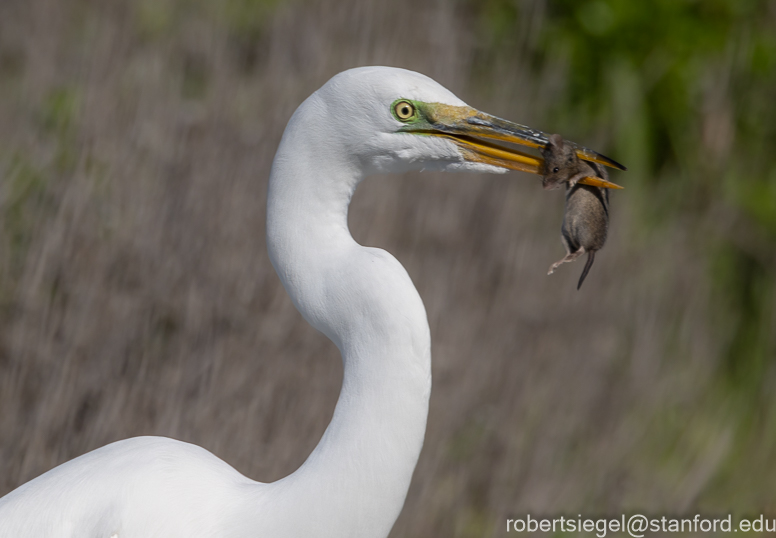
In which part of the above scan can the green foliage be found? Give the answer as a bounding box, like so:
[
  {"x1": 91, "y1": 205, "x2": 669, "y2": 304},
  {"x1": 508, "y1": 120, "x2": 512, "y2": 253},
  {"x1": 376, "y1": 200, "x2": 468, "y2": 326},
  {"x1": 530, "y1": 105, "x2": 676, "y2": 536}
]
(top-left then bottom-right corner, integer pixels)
[
  {"x1": 543, "y1": 1, "x2": 769, "y2": 176},
  {"x1": 732, "y1": 168, "x2": 776, "y2": 239},
  {"x1": 454, "y1": 506, "x2": 495, "y2": 538},
  {"x1": 473, "y1": 0, "x2": 776, "y2": 183},
  {"x1": 469, "y1": 0, "x2": 776, "y2": 509},
  {"x1": 218, "y1": 0, "x2": 285, "y2": 39},
  {"x1": 40, "y1": 87, "x2": 80, "y2": 172},
  {"x1": 135, "y1": 0, "x2": 177, "y2": 39},
  {"x1": 181, "y1": 54, "x2": 209, "y2": 100},
  {"x1": 41, "y1": 87, "x2": 78, "y2": 136},
  {"x1": 447, "y1": 419, "x2": 488, "y2": 462},
  {"x1": 712, "y1": 242, "x2": 773, "y2": 393},
  {"x1": 1, "y1": 156, "x2": 50, "y2": 276},
  {"x1": 133, "y1": 0, "x2": 289, "y2": 79},
  {"x1": 1, "y1": 86, "x2": 80, "y2": 301},
  {"x1": 473, "y1": 0, "x2": 776, "y2": 370}
]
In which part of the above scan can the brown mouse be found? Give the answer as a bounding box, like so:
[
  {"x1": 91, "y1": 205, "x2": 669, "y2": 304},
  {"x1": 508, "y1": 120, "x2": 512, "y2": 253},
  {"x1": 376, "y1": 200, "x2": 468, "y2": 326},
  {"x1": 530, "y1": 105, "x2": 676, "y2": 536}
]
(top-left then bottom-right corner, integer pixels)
[
  {"x1": 540, "y1": 133, "x2": 599, "y2": 191},
  {"x1": 543, "y1": 135, "x2": 609, "y2": 289}
]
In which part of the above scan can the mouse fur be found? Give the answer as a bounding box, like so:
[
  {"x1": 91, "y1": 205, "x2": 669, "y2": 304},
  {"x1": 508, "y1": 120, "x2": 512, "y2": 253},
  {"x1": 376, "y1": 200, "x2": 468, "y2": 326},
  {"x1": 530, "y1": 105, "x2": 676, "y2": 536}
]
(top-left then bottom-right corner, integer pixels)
[
  {"x1": 541, "y1": 133, "x2": 598, "y2": 191},
  {"x1": 543, "y1": 134, "x2": 610, "y2": 289}
]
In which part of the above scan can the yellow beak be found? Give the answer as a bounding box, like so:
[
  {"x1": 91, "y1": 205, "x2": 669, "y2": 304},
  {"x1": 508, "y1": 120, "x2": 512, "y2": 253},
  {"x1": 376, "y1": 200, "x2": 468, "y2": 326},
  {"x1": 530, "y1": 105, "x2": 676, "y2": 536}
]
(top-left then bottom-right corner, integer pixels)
[{"x1": 403, "y1": 103, "x2": 626, "y2": 189}]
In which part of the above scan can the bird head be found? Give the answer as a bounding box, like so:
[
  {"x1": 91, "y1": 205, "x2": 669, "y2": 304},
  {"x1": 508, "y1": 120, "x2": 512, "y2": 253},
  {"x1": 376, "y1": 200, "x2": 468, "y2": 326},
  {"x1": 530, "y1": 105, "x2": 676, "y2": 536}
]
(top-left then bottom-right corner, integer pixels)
[{"x1": 307, "y1": 66, "x2": 624, "y2": 187}]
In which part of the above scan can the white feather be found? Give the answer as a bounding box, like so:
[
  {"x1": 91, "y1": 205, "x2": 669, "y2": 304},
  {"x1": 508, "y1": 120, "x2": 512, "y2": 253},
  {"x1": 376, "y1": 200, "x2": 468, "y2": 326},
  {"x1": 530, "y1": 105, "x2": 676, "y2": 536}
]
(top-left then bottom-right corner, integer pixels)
[{"x1": 0, "y1": 66, "x2": 507, "y2": 538}]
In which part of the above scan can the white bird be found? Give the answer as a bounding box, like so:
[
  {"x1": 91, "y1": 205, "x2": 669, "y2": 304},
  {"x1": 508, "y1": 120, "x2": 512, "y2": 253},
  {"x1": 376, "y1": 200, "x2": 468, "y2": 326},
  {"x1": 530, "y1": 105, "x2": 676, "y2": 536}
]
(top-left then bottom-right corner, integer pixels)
[{"x1": 0, "y1": 67, "x2": 623, "y2": 537}]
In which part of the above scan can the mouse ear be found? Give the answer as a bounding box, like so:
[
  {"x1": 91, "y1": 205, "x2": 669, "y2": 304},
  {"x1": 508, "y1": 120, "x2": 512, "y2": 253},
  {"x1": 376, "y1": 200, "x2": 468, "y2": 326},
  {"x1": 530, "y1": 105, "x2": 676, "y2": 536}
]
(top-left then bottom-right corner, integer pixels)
[{"x1": 549, "y1": 133, "x2": 564, "y2": 148}]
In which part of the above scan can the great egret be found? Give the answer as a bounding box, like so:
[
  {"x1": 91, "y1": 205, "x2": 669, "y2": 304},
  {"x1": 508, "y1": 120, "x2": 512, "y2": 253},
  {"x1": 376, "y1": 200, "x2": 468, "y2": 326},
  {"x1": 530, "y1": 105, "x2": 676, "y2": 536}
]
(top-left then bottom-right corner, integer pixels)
[{"x1": 0, "y1": 67, "x2": 623, "y2": 537}]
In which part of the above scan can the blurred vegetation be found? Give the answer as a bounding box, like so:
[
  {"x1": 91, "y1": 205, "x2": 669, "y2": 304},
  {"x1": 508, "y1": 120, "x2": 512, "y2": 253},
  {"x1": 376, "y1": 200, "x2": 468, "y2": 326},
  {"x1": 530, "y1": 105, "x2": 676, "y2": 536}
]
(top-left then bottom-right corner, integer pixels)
[
  {"x1": 0, "y1": 0, "x2": 774, "y2": 536},
  {"x1": 467, "y1": 0, "x2": 776, "y2": 518}
]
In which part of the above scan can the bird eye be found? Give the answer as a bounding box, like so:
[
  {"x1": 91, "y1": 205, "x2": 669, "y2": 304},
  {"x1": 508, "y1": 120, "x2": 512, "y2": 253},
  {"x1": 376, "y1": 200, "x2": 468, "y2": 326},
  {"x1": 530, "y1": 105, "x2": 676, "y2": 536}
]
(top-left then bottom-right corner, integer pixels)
[
  {"x1": 394, "y1": 101, "x2": 415, "y2": 121},
  {"x1": 553, "y1": 167, "x2": 560, "y2": 173}
]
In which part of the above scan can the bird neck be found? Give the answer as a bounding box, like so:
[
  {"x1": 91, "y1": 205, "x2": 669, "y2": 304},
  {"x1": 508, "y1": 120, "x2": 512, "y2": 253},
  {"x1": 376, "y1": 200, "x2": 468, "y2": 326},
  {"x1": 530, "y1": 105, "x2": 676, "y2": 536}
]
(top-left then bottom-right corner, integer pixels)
[{"x1": 262, "y1": 105, "x2": 432, "y2": 538}]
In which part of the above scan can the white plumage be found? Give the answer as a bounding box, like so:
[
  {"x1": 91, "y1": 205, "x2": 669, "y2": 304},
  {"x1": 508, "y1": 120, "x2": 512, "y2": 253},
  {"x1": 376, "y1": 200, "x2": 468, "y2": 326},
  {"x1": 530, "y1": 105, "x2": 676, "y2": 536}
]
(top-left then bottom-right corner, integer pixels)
[{"x1": 0, "y1": 66, "x2": 615, "y2": 537}]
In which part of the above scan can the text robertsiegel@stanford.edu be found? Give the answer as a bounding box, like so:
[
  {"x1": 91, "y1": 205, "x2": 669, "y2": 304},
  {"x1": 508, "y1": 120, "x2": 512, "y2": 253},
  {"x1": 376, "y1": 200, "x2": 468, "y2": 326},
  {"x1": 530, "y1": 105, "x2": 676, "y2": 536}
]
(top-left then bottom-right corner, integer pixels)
[{"x1": 507, "y1": 514, "x2": 776, "y2": 537}]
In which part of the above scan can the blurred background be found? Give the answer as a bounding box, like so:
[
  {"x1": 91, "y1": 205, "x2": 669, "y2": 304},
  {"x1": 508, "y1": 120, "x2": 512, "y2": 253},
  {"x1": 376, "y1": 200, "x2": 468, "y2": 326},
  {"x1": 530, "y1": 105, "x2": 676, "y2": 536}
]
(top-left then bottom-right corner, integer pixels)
[{"x1": 1, "y1": 0, "x2": 775, "y2": 535}]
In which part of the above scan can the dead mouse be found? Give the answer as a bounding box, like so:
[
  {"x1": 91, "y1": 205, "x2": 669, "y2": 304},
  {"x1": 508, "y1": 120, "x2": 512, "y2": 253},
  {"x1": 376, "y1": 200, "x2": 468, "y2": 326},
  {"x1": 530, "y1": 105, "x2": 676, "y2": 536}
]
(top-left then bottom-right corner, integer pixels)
[
  {"x1": 540, "y1": 133, "x2": 598, "y2": 191},
  {"x1": 543, "y1": 135, "x2": 609, "y2": 289},
  {"x1": 548, "y1": 180, "x2": 609, "y2": 289}
]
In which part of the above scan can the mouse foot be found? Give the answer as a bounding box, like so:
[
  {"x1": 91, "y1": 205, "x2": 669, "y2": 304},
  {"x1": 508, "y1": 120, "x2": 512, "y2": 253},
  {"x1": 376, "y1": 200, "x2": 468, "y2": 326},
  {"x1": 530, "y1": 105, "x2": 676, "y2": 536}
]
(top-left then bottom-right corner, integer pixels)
[{"x1": 547, "y1": 247, "x2": 585, "y2": 275}]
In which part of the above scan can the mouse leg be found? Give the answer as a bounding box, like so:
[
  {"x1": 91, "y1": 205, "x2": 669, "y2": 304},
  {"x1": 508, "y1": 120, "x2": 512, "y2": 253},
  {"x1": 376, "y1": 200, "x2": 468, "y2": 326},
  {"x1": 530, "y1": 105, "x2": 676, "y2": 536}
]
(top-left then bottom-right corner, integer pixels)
[
  {"x1": 547, "y1": 246, "x2": 586, "y2": 275},
  {"x1": 567, "y1": 171, "x2": 588, "y2": 188}
]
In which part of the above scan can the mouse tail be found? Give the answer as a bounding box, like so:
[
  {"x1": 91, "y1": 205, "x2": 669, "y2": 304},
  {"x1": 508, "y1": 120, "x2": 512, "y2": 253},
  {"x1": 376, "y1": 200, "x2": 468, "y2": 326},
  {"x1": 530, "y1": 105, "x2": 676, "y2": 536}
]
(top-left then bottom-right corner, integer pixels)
[{"x1": 577, "y1": 251, "x2": 596, "y2": 290}]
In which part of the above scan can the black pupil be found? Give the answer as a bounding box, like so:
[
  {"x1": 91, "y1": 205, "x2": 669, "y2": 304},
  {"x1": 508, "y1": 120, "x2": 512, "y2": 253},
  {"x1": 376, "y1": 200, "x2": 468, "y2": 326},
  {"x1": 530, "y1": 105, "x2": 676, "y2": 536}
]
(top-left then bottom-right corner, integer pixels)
[
  {"x1": 401, "y1": 106, "x2": 410, "y2": 116},
  {"x1": 553, "y1": 167, "x2": 559, "y2": 173}
]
